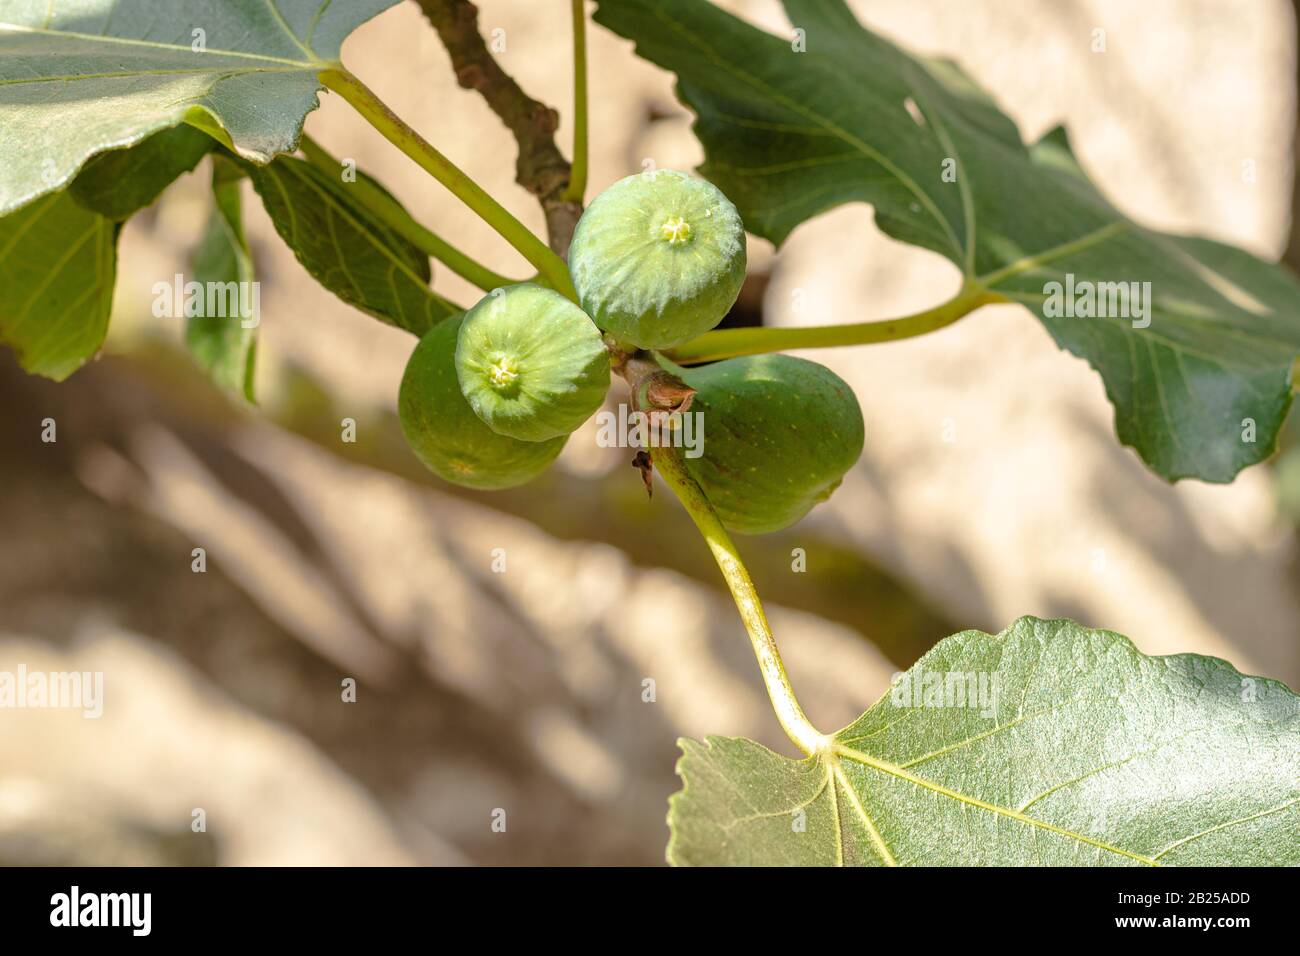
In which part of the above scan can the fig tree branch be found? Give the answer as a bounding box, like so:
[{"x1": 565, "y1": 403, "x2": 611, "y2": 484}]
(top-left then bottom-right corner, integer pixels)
[{"x1": 414, "y1": 0, "x2": 584, "y2": 255}]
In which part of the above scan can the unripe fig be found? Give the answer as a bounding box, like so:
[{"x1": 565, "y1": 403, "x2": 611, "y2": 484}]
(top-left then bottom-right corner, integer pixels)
[
  {"x1": 400, "y1": 316, "x2": 566, "y2": 490},
  {"x1": 674, "y1": 354, "x2": 864, "y2": 534},
  {"x1": 455, "y1": 283, "x2": 610, "y2": 442},
  {"x1": 569, "y1": 170, "x2": 746, "y2": 350}
]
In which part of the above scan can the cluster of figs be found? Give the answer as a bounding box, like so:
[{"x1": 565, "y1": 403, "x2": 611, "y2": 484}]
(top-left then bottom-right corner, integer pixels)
[{"x1": 399, "y1": 169, "x2": 864, "y2": 534}]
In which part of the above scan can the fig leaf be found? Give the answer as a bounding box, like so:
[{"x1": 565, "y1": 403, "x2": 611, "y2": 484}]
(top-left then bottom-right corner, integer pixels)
[
  {"x1": 247, "y1": 156, "x2": 457, "y2": 337},
  {"x1": 594, "y1": 0, "x2": 1300, "y2": 484},
  {"x1": 69, "y1": 125, "x2": 214, "y2": 222},
  {"x1": 669, "y1": 617, "x2": 1300, "y2": 866},
  {"x1": 0, "y1": 189, "x2": 116, "y2": 380},
  {"x1": 186, "y1": 155, "x2": 258, "y2": 402},
  {"x1": 0, "y1": 0, "x2": 401, "y2": 215}
]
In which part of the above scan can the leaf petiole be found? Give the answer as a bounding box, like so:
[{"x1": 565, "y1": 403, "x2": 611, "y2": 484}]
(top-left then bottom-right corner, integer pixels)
[
  {"x1": 664, "y1": 281, "x2": 1004, "y2": 364},
  {"x1": 319, "y1": 68, "x2": 578, "y2": 301},
  {"x1": 651, "y1": 445, "x2": 829, "y2": 757}
]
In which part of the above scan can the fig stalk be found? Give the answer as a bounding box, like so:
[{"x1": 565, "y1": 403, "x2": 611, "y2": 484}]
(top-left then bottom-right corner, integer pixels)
[{"x1": 616, "y1": 351, "x2": 693, "y2": 408}]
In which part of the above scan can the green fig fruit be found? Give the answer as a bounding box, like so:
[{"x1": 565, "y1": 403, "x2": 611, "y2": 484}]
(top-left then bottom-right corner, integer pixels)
[
  {"x1": 675, "y1": 354, "x2": 864, "y2": 534},
  {"x1": 455, "y1": 283, "x2": 610, "y2": 442},
  {"x1": 400, "y1": 315, "x2": 566, "y2": 489},
  {"x1": 569, "y1": 170, "x2": 746, "y2": 350}
]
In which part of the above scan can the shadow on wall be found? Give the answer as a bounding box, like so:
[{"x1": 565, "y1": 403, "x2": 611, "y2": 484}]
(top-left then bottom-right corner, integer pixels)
[
  {"x1": 0, "y1": 349, "x2": 915, "y2": 865},
  {"x1": 1066, "y1": 408, "x2": 1300, "y2": 682}
]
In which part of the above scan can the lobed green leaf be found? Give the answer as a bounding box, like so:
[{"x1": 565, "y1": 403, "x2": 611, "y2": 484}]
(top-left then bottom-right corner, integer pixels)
[
  {"x1": 668, "y1": 617, "x2": 1300, "y2": 866},
  {"x1": 0, "y1": 0, "x2": 401, "y2": 215},
  {"x1": 594, "y1": 0, "x2": 1300, "y2": 483}
]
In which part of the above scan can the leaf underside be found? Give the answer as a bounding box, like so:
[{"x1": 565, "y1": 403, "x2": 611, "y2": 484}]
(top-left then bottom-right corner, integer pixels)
[
  {"x1": 0, "y1": 0, "x2": 404, "y2": 376},
  {"x1": 593, "y1": 0, "x2": 1300, "y2": 483},
  {"x1": 667, "y1": 617, "x2": 1300, "y2": 866},
  {"x1": 0, "y1": 0, "x2": 402, "y2": 215},
  {"x1": 0, "y1": 188, "x2": 116, "y2": 379}
]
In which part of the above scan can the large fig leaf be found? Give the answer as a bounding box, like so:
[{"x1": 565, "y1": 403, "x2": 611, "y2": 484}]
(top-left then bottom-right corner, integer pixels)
[
  {"x1": 0, "y1": 0, "x2": 400, "y2": 215},
  {"x1": 668, "y1": 617, "x2": 1300, "y2": 866},
  {"x1": 593, "y1": 0, "x2": 1300, "y2": 483},
  {"x1": 246, "y1": 155, "x2": 457, "y2": 336},
  {"x1": 0, "y1": 188, "x2": 115, "y2": 379}
]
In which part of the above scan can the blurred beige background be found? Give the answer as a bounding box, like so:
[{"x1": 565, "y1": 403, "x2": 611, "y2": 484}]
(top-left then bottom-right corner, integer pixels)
[{"x1": 1, "y1": 0, "x2": 1297, "y2": 865}]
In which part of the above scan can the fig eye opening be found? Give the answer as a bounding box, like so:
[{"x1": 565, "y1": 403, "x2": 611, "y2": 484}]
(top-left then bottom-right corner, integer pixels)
[
  {"x1": 487, "y1": 355, "x2": 520, "y2": 389},
  {"x1": 660, "y1": 216, "x2": 693, "y2": 245}
]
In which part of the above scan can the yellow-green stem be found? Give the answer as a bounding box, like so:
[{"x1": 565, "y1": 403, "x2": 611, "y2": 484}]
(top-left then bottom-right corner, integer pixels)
[
  {"x1": 297, "y1": 134, "x2": 512, "y2": 294},
  {"x1": 562, "y1": 0, "x2": 589, "y2": 203},
  {"x1": 319, "y1": 68, "x2": 577, "y2": 301},
  {"x1": 652, "y1": 446, "x2": 828, "y2": 756},
  {"x1": 665, "y1": 281, "x2": 1004, "y2": 364}
]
